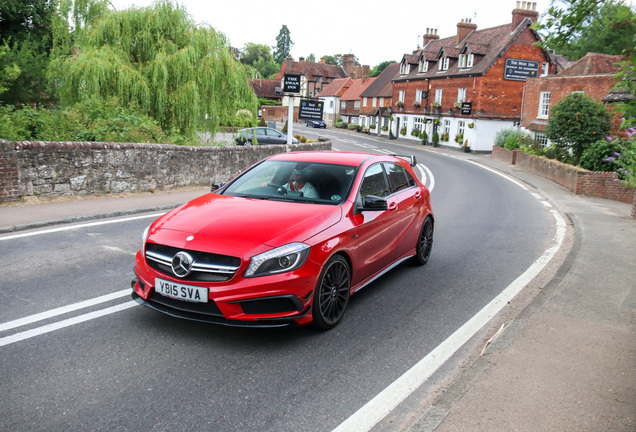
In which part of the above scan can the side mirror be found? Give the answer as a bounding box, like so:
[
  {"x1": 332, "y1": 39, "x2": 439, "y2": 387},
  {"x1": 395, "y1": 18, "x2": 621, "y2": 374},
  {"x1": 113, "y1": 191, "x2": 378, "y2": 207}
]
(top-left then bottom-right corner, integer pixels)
[
  {"x1": 211, "y1": 182, "x2": 225, "y2": 192},
  {"x1": 360, "y1": 195, "x2": 388, "y2": 211}
]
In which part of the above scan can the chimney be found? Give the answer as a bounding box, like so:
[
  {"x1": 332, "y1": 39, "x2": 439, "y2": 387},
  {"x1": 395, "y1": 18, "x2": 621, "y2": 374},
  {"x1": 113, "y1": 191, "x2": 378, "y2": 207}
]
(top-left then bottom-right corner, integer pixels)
[
  {"x1": 320, "y1": 56, "x2": 326, "y2": 64},
  {"x1": 285, "y1": 56, "x2": 293, "y2": 70},
  {"x1": 342, "y1": 54, "x2": 356, "y2": 77},
  {"x1": 422, "y1": 28, "x2": 440, "y2": 47},
  {"x1": 512, "y1": 1, "x2": 539, "y2": 31},
  {"x1": 299, "y1": 56, "x2": 305, "y2": 62},
  {"x1": 456, "y1": 18, "x2": 477, "y2": 45}
]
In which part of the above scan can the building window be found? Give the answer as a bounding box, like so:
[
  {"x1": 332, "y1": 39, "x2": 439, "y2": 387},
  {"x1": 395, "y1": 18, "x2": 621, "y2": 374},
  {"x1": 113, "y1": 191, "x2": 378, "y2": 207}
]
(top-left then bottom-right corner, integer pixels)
[
  {"x1": 467, "y1": 53, "x2": 474, "y2": 68},
  {"x1": 444, "y1": 119, "x2": 451, "y2": 135},
  {"x1": 439, "y1": 56, "x2": 449, "y2": 71},
  {"x1": 458, "y1": 120, "x2": 465, "y2": 136},
  {"x1": 416, "y1": 89, "x2": 423, "y2": 104},
  {"x1": 414, "y1": 117, "x2": 423, "y2": 131},
  {"x1": 538, "y1": 91, "x2": 551, "y2": 118},
  {"x1": 457, "y1": 88, "x2": 467, "y2": 103},
  {"x1": 341, "y1": 101, "x2": 346, "y2": 110},
  {"x1": 363, "y1": 97, "x2": 367, "y2": 107},
  {"x1": 379, "y1": 97, "x2": 385, "y2": 106},
  {"x1": 354, "y1": 100, "x2": 360, "y2": 110},
  {"x1": 329, "y1": 100, "x2": 333, "y2": 108},
  {"x1": 399, "y1": 90, "x2": 405, "y2": 103},
  {"x1": 534, "y1": 132, "x2": 549, "y2": 147},
  {"x1": 419, "y1": 59, "x2": 428, "y2": 73},
  {"x1": 458, "y1": 54, "x2": 466, "y2": 68},
  {"x1": 541, "y1": 62, "x2": 549, "y2": 77},
  {"x1": 372, "y1": 97, "x2": 377, "y2": 107},
  {"x1": 400, "y1": 61, "x2": 409, "y2": 75},
  {"x1": 435, "y1": 89, "x2": 443, "y2": 105}
]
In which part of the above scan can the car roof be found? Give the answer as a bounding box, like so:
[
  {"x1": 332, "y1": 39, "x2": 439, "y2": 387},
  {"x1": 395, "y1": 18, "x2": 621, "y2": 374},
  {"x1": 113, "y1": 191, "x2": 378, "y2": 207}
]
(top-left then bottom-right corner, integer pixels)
[{"x1": 268, "y1": 151, "x2": 398, "y2": 167}]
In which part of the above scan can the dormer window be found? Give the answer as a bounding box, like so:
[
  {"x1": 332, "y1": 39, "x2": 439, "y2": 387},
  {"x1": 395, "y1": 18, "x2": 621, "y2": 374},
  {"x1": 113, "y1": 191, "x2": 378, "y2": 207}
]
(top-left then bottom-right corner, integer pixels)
[
  {"x1": 458, "y1": 53, "x2": 474, "y2": 69},
  {"x1": 438, "y1": 56, "x2": 449, "y2": 71},
  {"x1": 400, "y1": 61, "x2": 409, "y2": 75},
  {"x1": 418, "y1": 59, "x2": 428, "y2": 73}
]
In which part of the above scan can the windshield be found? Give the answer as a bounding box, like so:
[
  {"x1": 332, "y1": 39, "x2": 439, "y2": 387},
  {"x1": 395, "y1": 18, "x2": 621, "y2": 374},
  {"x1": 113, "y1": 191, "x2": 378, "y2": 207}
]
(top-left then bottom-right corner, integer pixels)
[{"x1": 222, "y1": 160, "x2": 356, "y2": 205}]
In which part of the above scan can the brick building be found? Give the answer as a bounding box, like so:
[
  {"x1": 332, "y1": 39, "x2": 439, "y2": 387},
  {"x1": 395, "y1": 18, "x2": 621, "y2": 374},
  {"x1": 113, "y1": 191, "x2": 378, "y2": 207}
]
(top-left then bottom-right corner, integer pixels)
[
  {"x1": 391, "y1": 2, "x2": 556, "y2": 151},
  {"x1": 359, "y1": 62, "x2": 400, "y2": 135},
  {"x1": 521, "y1": 52, "x2": 625, "y2": 145},
  {"x1": 338, "y1": 78, "x2": 376, "y2": 125}
]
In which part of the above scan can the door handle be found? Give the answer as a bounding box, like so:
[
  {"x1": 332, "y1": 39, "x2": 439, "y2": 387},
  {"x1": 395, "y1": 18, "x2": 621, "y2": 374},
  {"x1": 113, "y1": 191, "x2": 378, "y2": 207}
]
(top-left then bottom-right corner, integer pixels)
[{"x1": 388, "y1": 202, "x2": 398, "y2": 211}]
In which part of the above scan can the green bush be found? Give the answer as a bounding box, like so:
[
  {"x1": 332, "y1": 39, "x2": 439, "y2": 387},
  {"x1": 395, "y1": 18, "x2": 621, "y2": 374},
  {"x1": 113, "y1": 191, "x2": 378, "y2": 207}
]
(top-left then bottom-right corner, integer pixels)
[
  {"x1": 432, "y1": 131, "x2": 439, "y2": 146},
  {"x1": 400, "y1": 126, "x2": 407, "y2": 136},
  {"x1": 495, "y1": 128, "x2": 532, "y2": 151},
  {"x1": 258, "y1": 118, "x2": 266, "y2": 127},
  {"x1": 420, "y1": 130, "x2": 428, "y2": 144},
  {"x1": 347, "y1": 123, "x2": 358, "y2": 130},
  {"x1": 580, "y1": 138, "x2": 628, "y2": 172},
  {"x1": 335, "y1": 121, "x2": 344, "y2": 128}
]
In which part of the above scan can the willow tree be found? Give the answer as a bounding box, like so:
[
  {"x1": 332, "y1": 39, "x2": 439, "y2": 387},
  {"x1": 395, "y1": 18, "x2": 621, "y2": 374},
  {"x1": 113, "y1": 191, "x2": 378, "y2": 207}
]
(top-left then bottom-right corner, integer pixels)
[{"x1": 49, "y1": 0, "x2": 257, "y2": 138}]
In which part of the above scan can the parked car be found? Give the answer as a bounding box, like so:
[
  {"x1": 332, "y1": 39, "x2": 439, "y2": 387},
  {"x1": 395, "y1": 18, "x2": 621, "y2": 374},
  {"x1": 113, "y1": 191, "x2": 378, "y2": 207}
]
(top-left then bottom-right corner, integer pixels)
[
  {"x1": 132, "y1": 151, "x2": 434, "y2": 330},
  {"x1": 306, "y1": 119, "x2": 326, "y2": 128},
  {"x1": 234, "y1": 127, "x2": 298, "y2": 145}
]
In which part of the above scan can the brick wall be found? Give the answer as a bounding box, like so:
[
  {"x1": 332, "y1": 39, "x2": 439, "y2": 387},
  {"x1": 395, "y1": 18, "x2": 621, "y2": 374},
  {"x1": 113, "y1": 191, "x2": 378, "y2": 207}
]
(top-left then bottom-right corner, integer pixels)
[
  {"x1": 0, "y1": 140, "x2": 331, "y2": 203},
  {"x1": 493, "y1": 146, "x2": 636, "y2": 217}
]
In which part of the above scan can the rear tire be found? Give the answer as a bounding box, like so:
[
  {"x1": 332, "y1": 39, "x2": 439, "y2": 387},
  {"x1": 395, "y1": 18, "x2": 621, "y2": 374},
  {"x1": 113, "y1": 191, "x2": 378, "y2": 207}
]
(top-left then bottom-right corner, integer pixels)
[
  {"x1": 311, "y1": 255, "x2": 351, "y2": 330},
  {"x1": 412, "y1": 216, "x2": 433, "y2": 266}
]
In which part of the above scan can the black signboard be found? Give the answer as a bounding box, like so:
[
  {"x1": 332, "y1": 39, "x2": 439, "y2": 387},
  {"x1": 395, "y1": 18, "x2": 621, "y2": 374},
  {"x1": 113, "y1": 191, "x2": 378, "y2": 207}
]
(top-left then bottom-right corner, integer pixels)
[
  {"x1": 504, "y1": 58, "x2": 539, "y2": 81},
  {"x1": 298, "y1": 99, "x2": 324, "y2": 121},
  {"x1": 283, "y1": 74, "x2": 301, "y2": 93},
  {"x1": 461, "y1": 102, "x2": 472, "y2": 115}
]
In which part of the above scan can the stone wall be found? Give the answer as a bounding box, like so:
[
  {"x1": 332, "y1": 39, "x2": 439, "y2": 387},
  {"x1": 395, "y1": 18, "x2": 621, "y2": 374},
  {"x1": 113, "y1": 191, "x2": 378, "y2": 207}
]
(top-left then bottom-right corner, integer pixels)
[
  {"x1": 0, "y1": 139, "x2": 331, "y2": 203},
  {"x1": 492, "y1": 146, "x2": 636, "y2": 218}
]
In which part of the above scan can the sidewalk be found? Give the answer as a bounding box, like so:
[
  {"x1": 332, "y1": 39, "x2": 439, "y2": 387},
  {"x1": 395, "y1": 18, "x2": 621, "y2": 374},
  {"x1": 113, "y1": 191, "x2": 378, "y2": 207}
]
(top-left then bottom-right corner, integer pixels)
[{"x1": 0, "y1": 150, "x2": 634, "y2": 431}]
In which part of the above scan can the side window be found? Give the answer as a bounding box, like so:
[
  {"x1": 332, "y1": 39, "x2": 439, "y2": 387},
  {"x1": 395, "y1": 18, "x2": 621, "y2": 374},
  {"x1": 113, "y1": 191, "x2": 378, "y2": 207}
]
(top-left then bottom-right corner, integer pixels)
[
  {"x1": 359, "y1": 164, "x2": 390, "y2": 198},
  {"x1": 256, "y1": 128, "x2": 266, "y2": 136},
  {"x1": 384, "y1": 163, "x2": 410, "y2": 192}
]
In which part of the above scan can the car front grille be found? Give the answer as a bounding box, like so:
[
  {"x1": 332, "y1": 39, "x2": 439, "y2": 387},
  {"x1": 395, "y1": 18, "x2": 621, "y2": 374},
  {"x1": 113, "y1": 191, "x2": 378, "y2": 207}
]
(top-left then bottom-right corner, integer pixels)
[{"x1": 145, "y1": 243, "x2": 241, "y2": 282}]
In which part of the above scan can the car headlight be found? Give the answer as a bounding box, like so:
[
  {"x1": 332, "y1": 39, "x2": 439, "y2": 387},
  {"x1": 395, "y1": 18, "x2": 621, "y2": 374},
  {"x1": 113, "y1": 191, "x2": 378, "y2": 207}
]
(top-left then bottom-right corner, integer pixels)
[
  {"x1": 142, "y1": 225, "x2": 150, "y2": 249},
  {"x1": 245, "y1": 243, "x2": 311, "y2": 278}
]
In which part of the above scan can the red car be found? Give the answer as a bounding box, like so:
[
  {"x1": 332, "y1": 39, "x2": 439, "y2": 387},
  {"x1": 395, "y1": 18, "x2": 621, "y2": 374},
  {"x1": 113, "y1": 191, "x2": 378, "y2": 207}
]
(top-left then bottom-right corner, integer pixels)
[{"x1": 132, "y1": 151, "x2": 434, "y2": 330}]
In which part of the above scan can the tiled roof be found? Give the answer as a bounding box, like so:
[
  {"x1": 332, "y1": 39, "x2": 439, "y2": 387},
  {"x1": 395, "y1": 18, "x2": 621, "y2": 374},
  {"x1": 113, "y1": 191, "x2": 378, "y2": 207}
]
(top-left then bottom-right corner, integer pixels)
[
  {"x1": 360, "y1": 63, "x2": 400, "y2": 98},
  {"x1": 248, "y1": 79, "x2": 280, "y2": 99},
  {"x1": 316, "y1": 78, "x2": 353, "y2": 98},
  {"x1": 556, "y1": 52, "x2": 624, "y2": 77},
  {"x1": 394, "y1": 20, "x2": 538, "y2": 82},
  {"x1": 340, "y1": 78, "x2": 376, "y2": 101},
  {"x1": 275, "y1": 59, "x2": 348, "y2": 82}
]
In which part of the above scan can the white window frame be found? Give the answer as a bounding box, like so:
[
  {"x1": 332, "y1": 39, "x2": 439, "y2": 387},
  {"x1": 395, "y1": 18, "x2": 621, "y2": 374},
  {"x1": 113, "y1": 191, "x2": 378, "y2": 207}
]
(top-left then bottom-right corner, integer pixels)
[
  {"x1": 341, "y1": 100, "x2": 346, "y2": 109},
  {"x1": 458, "y1": 120, "x2": 465, "y2": 136},
  {"x1": 379, "y1": 97, "x2": 384, "y2": 106},
  {"x1": 399, "y1": 90, "x2": 405, "y2": 103},
  {"x1": 400, "y1": 61, "x2": 409, "y2": 75},
  {"x1": 439, "y1": 57, "x2": 449, "y2": 71},
  {"x1": 541, "y1": 62, "x2": 549, "y2": 77},
  {"x1": 418, "y1": 59, "x2": 428, "y2": 73},
  {"x1": 467, "y1": 54, "x2": 474, "y2": 68},
  {"x1": 354, "y1": 100, "x2": 361, "y2": 110},
  {"x1": 534, "y1": 132, "x2": 549, "y2": 147},
  {"x1": 415, "y1": 89, "x2": 423, "y2": 104},
  {"x1": 538, "y1": 91, "x2": 551, "y2": 118},
  {"x1": 435, "y1": 89, "x2": 443, "y2": 104},
  {"x1": 363, "y1": 97, "x2": 367, "y2": 107},
  {"x1": 458, "y1": 54, "x2": 466, "y2": 68},
  {"x1": 372, "y1": 97, "x2": 377, "y2": 107},
  {"x1": 457, "y1": 88, "x2": 467, "y2": 103},
  {"x1": 414, "y1": 117, "x2": 423, "y2": 131},
  {"x1": 443, "y1": 119, "x2": 451, "y2": 135}
]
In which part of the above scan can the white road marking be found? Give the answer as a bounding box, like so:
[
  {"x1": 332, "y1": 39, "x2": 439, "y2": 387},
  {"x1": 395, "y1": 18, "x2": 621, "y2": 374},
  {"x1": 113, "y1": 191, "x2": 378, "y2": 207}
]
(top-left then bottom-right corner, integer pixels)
[
  {"x1": 0, "y1": 212, "x2": 165, "y2": 241},
  {"x1": 0, "y1": 289, "x2": 132, "y2": 332},
  {"x1": 0, "y1": 301, "x2": 138, "y2": 348},
  {"x1": 333, "y1": 209, "x2": 567, "y2": 432}
]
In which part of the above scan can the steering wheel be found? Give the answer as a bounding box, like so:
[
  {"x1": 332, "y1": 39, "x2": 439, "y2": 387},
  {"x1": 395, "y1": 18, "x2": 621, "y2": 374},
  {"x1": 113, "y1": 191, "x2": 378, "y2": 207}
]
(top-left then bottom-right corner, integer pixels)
[{"x1": 266, "y1": 183, "x2": 288, "y2": 195}]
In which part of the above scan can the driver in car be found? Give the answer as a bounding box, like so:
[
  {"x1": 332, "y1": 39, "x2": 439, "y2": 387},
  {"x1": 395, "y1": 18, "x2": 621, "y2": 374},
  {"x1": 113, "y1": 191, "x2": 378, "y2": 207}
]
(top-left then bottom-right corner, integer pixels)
[{"x1": 284, "y1": 168, "x2": 319, "y2": 199}]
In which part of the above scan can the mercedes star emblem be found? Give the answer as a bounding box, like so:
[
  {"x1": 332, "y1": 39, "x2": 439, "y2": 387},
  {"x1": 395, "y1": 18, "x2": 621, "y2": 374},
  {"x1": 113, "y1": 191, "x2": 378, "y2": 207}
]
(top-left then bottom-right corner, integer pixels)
[{"x1": 171, "y1": 251, "x2": 194, "y2": 277}]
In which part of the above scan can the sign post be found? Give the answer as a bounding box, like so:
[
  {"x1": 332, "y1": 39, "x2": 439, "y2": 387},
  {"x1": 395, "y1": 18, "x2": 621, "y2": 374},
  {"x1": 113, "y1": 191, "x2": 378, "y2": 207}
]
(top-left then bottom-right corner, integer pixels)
[{"x1": 283, "y1": 74, "x2": 301, "y2": 144}]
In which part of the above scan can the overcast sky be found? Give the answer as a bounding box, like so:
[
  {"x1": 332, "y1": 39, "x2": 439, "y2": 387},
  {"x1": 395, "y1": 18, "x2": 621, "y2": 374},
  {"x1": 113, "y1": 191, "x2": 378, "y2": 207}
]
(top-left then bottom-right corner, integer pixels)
[{"x1": 109, "y1": 0, "x2": 553, "y2": 66}]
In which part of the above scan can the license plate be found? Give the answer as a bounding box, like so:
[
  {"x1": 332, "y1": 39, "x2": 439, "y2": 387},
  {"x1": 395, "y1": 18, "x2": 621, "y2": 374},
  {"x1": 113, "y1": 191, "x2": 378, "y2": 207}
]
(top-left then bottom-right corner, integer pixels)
[{"x1": 155, "y1": 278, "x2": 208, "y2": 303}]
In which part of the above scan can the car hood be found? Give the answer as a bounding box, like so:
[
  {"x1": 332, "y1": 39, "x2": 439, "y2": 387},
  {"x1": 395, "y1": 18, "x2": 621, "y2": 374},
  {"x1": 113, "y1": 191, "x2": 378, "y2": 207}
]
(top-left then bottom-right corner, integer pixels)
[{"x1": 148, "y1": 193, "x2": 343, "y2": 254}]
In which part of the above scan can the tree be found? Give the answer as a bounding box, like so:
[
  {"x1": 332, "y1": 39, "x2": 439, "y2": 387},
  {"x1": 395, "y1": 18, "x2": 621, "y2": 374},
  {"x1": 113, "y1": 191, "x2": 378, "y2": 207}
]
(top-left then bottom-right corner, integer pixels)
[
  {"x1": 305, "y1": 53, "x2": 315, "y2": 62},
  {"x1": 321, "y1": 54, "x2": 343, "y2": 66},
  {"x1": 49, "y1": 0, "x2": 257, "y2": 137},
  {"x1": 0, "y1": 0, "x2": 57, "y2": 105},
  {"x1": 273, "y1": 24, "x2": 293, "y2": 64},
  {"x1": 545, "y1": 92, "x2": 612, "y2": 165},
  {"x1": 0, "y1": 42, "x2": 20, "y2": 95},
  {"x1": 370, "y1": 60, "x2": 395, "y2": 77},
  {"x1": 240, "y1": 42, "x2": 278, "y2": 78},
  {"x1": 534, "y1": 0, "x2": 635, "y2": 58}
]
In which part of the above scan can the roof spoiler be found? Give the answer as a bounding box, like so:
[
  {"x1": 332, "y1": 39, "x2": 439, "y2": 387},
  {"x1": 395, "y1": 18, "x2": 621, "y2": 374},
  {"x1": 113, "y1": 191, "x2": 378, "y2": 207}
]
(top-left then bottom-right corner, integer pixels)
[{"x1": 392, "y1": 154, "x2": 417, "y2": 167}]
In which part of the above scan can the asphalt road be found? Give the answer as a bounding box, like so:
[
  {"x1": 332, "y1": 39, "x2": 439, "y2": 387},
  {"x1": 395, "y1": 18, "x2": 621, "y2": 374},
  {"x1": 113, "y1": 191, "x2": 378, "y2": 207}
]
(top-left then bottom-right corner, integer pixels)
[{"x1": 0, "y1": 128, "x2": 556, "y2": 432}]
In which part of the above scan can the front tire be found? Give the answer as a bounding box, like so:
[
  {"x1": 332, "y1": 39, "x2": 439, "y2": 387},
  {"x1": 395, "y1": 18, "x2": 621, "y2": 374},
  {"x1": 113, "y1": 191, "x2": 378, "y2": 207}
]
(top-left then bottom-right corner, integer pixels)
[
  {"x1": 412, "y1": 216, "x2": 433, "y2": 266},
  {"x1": 312, "y1": 255, "x2": 351, "y2": 330}
]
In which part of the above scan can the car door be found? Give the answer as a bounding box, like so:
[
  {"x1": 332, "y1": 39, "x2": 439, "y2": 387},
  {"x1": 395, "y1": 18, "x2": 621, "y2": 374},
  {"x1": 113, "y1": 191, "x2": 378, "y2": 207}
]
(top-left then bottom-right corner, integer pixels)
[
  {"x1": 255, "y1": 127, "x2": 269, "y2": 144},
  {"x1": 266, "y1": 128, "x2": 287, "y2": 144},
  {"x1": 384, "y1": 162, "x2": 424, "y2": 259},
  {"x1": 350, "y1": 163, "x2": 402, "y2": 285}
]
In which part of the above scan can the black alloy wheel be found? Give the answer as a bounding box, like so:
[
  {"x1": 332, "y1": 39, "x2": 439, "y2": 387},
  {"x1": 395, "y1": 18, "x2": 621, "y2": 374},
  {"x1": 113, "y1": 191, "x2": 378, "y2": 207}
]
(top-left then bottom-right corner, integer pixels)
[
  {"x1": 412, "y1": 216, "x2": 433, "y2": 266},
  {"x1": 312, "y1": 255, "x2": 351, "y2": 330}
]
